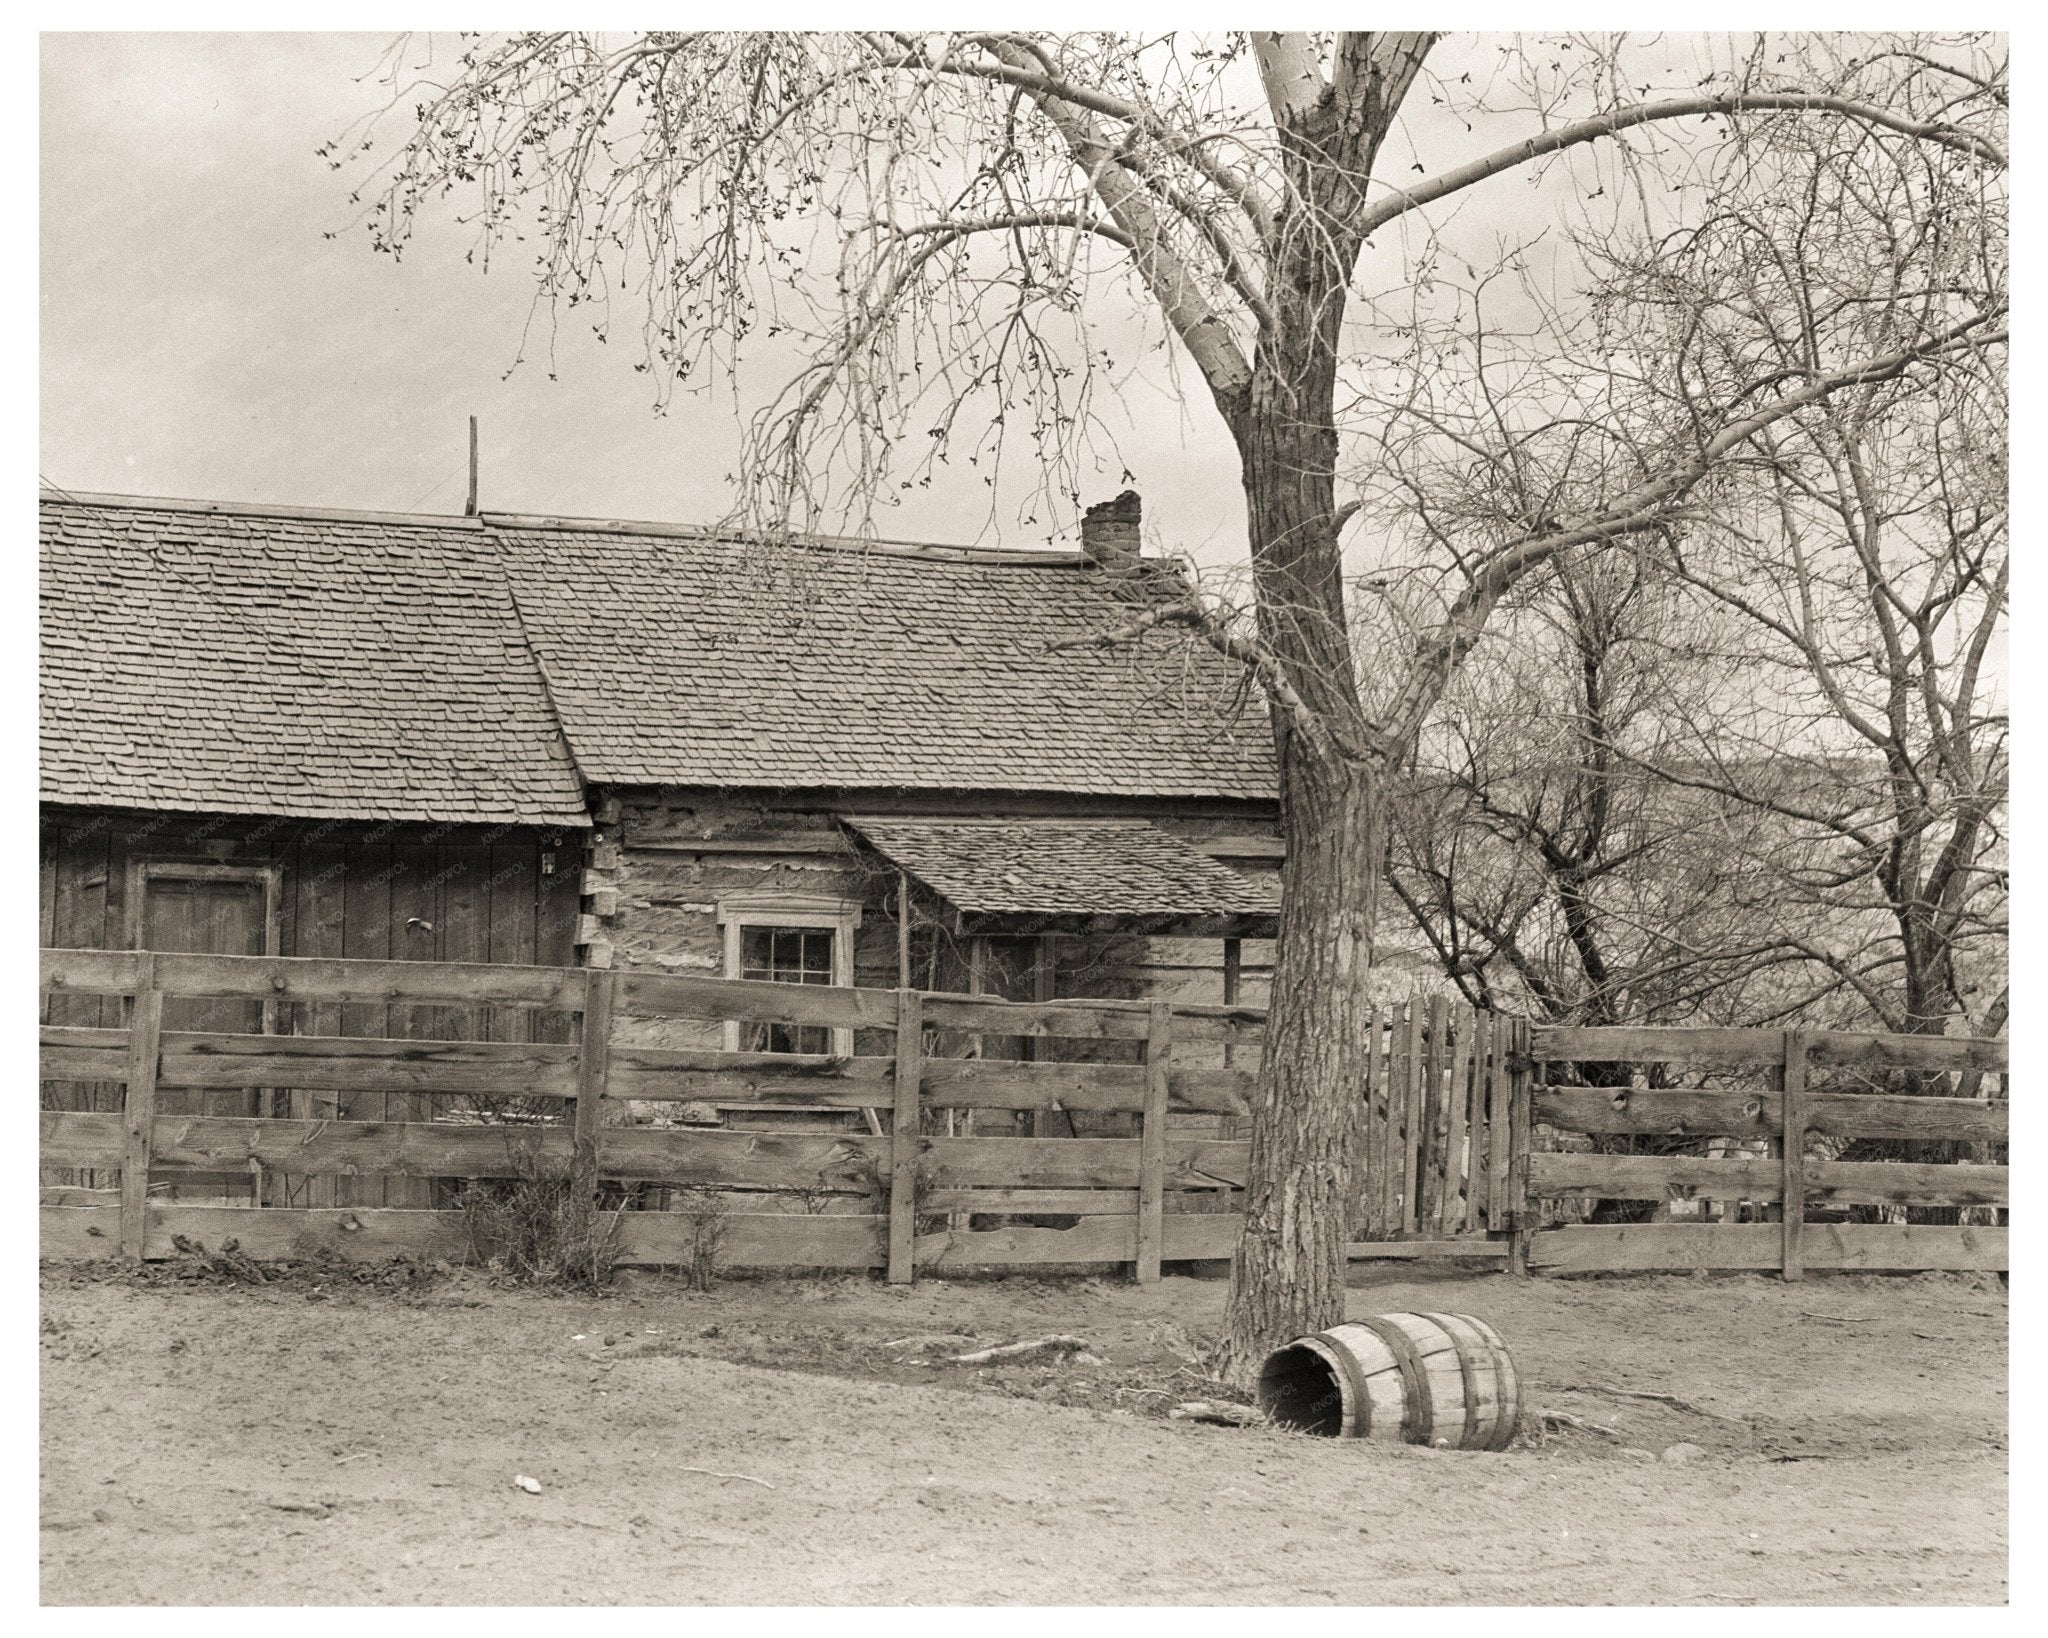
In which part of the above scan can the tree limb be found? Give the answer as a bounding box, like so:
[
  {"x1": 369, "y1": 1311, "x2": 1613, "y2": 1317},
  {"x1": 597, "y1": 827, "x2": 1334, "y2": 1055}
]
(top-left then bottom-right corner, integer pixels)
[
  {"x1": 1356, "y1": 90, "x2": 2006, "y2": 244},
  {"x1": 1373, "y1": 309, "x2": 2005, "y2": 754}
]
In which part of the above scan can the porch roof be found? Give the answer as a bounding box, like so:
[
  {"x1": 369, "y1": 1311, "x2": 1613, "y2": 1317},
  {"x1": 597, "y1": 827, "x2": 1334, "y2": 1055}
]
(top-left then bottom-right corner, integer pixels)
[{"x1": 841, "y1": 816, "x2": 1279, "y2": 937}]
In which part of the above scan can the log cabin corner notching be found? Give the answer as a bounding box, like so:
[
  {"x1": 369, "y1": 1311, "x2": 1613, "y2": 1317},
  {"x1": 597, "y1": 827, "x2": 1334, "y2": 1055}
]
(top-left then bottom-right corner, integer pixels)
[{"x1": 39, "y1": 488, "x2": 1282, "y2": 1186}]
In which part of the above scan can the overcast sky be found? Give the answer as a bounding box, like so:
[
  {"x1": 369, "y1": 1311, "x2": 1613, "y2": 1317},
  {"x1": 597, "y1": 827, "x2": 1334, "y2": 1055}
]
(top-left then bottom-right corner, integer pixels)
[
  {"x1": 39, "y1": 29, "x2": 1973, "y2": 576},
  {"x1": 39, "y1": 31, "x2": 1263, "y2": 557}
]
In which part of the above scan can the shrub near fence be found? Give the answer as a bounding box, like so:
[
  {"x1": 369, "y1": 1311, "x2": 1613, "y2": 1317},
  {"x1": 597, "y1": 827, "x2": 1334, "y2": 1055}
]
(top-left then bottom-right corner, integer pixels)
[{"x1": 1519, "y1": 1025, "x2": 2009, "y2": 1276}]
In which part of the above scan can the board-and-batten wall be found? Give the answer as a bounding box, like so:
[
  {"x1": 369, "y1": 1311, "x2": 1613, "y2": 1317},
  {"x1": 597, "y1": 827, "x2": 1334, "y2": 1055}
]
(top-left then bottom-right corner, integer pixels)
[{"x1": 39, "y1": 806, "x2": 583, "y2": 1206}]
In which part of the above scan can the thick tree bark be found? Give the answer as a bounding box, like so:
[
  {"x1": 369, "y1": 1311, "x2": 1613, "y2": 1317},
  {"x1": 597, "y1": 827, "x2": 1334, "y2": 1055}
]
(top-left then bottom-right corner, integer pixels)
[
  {"x1": 1209, "y1": 39, "x2": 1413, "y2": 1380},
  {"x1": 1215, "y1": 284, "x2": 1385, "y2": 1381},
  {"x1": 1219, "y1": 749, "x2": 1384, "y2": 1379}
]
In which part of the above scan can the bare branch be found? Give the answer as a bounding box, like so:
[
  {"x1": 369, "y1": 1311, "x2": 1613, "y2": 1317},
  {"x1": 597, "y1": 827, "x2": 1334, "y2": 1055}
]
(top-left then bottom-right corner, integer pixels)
[
  {"x1": 1357, "y1": 90, "x2": 2006, "y2": 243},
  {"x1": 1375, "y1": 309, "x2": 2005, "y2": 753}
]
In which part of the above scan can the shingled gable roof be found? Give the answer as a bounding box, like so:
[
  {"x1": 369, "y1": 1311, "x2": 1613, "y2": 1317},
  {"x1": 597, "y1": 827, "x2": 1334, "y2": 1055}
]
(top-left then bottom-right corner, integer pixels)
[
  {"x1": 39, "y1": 492, "x2": 1277, "y2": 825},
  {"x1": 496, "y1": 524, "x2": 1277, "y2": 800},
  {"x1": 40, "y1": 495, "x2": 589, "y2": 827}
]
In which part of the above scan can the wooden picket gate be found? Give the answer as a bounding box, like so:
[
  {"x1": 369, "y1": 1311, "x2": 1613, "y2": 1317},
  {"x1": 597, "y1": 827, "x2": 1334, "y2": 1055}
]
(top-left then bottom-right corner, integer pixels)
[{"x1": 1348, "y1": 996, "x2": 1517, "y2": 1262}]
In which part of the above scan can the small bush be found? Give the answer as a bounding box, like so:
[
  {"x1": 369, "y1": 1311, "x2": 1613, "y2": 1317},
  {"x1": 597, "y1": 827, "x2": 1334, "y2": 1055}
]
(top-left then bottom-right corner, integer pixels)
[
  {"x1": 669, "y1": 1186, "x2": 730, "y2": 1292},
  {"x1": 166, "y1": 1234, "x2": 276, "y2": 1284},
  {"x1": 455, "y1": 1150, "x2": 624, "y2": 1289}
]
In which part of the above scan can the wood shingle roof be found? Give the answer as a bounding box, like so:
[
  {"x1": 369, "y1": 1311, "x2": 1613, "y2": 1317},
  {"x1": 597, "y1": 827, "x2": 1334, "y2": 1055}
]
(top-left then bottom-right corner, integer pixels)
[
  {"x1": 843, "y1": 817, "x2": 1280, "y2": 936},
  {"x1": 39, "y1": 494, "x2": 1278, "y2": 826},
  {"x1": 39, "y1": 497, "x2": 588, "y2": 827},
  {"x1": 497, "y1": 525, "x2": 1276, "y2": 801}
]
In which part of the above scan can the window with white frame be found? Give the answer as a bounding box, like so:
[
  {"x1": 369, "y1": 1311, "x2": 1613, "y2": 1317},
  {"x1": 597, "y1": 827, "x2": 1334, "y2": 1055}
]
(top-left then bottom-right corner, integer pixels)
[{"x1": 715, "y1": 893, "x2": 861, "y2": 1056}]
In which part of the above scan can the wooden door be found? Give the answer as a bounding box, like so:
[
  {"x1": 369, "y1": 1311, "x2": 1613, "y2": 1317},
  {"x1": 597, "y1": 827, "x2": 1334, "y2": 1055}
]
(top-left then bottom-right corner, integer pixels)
[{"x1": 137, "y1": 869, "x2": 273, "y2": 1202}]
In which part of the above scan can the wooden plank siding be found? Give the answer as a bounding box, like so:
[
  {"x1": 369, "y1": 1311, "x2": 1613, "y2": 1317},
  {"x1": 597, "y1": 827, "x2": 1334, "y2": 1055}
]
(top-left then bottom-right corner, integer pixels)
[
  {"x1": 39, "y1": 811, "x2": 580, "y2": 1210},
  {"x1": 40, "y1": 817, "x2": 118, "y2": 1192},
  {"x1": 40, "y1": 814, "x2": 580, "y2": 992}
]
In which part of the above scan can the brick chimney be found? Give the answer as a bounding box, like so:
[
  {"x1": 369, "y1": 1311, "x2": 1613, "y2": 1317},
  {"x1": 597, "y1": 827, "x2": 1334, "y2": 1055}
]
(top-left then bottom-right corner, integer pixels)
[{"x1": 1080, "y1": 490, "x2": 1143, "y2": 569}]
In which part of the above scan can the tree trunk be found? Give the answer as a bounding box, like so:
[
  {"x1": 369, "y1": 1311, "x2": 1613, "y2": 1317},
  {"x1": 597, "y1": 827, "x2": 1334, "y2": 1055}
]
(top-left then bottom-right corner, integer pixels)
[
  {"x1": 1218, "y1": 751, "x2": 1384, "y2": 1381},
  {"x1": 1211, "y1": 62, "x2": 1415, "y2": 1379},
  {"x1": 1215, "y1": 322, "x2": 1384, "y2": 1383}
]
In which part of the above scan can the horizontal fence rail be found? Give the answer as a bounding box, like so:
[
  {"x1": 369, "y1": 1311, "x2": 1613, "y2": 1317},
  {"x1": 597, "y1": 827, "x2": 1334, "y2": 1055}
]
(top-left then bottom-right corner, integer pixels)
[
  {"x1": 39, "y1": 950, "x2": 1265, "y2": 1282},
  {"x1": 38, "y1": 950, "x2": 2009, "y2": 1281},
  {"x1": 43, "y1": 947, "x2": 588, "y2": 1009},
  {"x1": 1519, "y1": 1022, "x2": 2008, "y2": 1277},
  {"x1": 1534, "y1": 1024, "x2": 2009, "y2": 1073}
]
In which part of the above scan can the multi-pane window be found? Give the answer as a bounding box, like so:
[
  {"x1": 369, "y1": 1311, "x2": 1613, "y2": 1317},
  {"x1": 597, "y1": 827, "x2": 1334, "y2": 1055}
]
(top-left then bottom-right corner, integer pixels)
[
  {"x1": 738, "y1": 925, "x2": 835, "y2": 1054},
  {"x1": 717, "y1": 894, "x2": 861, "y2": 1057}
]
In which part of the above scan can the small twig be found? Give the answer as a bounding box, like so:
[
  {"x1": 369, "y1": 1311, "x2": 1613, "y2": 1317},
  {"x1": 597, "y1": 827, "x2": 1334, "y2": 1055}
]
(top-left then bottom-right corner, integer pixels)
[
  {"x1": 1542, "y1": 1410, "x2": 1622, "y2": 1439},
  {"x1": 678, "y1": 1465, "x2": 774, "y2": 1489},
  {"x1": 946, "y1": 1334, "x2": 1092, "y2": 1366},
  {"x1": 1799, "y1": 1311, "x2": 1874, "y2": 1324},
  {"x1": 1910, "y1": 1331, "x2": 1958, "y2": 1343},
  {"x1": 332, "y1": 1452, "x2": 375, "y2": 1465},
  {"x1": 1169, "y1": 1400, "x2": 1264, "y2": 1427},
  {"x1": 1553, "y1": 1382, "x2": 1743, "y2": 1422}
]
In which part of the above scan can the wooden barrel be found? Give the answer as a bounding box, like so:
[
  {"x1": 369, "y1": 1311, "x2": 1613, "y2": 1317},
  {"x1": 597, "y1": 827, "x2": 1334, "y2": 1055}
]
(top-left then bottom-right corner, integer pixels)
[{"x1": 1255, "y1": 1312, "x2": 1522, "y2": 1449}]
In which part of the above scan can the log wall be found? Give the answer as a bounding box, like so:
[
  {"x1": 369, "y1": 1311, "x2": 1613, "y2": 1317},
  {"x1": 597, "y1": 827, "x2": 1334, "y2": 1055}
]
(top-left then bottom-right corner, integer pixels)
[{"x1": 589, "y1": 790, "x2": 1285, "y2": 1144}]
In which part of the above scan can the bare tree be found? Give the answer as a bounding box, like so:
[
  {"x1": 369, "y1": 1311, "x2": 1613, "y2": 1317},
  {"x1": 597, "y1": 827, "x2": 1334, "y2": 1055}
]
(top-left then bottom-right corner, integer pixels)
[
  {"x1": 1634, "y1": 376, "x2": 2007, "y2": 1055},
  {"x1": 1384, "y1": 552, "x2": 1833, "y2": 1040},
  {"x1": 1565, "y1": 50, "x2": 2006, "y2": 1049},
  {"x1": 348, "y1": 30, "x2": 2006, "y2": 1377}
]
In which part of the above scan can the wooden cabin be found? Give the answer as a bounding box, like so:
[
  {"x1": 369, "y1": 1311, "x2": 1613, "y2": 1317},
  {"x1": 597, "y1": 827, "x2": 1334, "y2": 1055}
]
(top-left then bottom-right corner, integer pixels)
[{"x1": 40, "y1": 488, "x2": 1283, "y2": 1199}]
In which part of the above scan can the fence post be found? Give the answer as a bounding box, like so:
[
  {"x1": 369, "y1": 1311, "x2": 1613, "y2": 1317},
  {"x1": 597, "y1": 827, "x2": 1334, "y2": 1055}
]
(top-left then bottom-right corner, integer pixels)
[
  {"x1": 1485, "y1": 1009, "x2": 1513, "y2": 1235},
  {"x1": 572, "y1": 967, "x2": 616, "y2": 1204},
  {"x1": 1357, "y1": 1000, "x2": 1382, "y2": 1241},
  {"x1": 888, "y1": 988, "x2": 923, "y2": 1284},
  {"x1": 1401, "y1": 997, "x2": 1426, "y2": 1236},
  {"x1": 1462, "y1": 1008, "x2": 1486, "y2": 1236},
  {"x1": 1135, "y1": 1001, "x2": 1172, "y2": 1284},
  {"x1": 1507, "y1": 1016, "x2": 1534, "y2": 1276},
  {"x1": 1781, "y1": 1028, "x2": 1810, "y2": 1281},
  {"x1": 119, "y1": 952, "x2": 162, "y2": 1264}
]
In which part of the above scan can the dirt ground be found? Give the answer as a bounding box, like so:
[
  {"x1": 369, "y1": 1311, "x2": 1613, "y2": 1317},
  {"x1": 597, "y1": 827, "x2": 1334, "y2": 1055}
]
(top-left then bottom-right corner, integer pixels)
[{"x1": 40, "y1": 1256, "x2": 2006, "y2": 1605}]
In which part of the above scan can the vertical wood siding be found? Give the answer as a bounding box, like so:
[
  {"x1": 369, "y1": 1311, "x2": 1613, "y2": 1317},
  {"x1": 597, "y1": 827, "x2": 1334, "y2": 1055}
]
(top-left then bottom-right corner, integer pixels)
[{"x1": 39, "y1": 808, "x2": 581, "y2": 1204}]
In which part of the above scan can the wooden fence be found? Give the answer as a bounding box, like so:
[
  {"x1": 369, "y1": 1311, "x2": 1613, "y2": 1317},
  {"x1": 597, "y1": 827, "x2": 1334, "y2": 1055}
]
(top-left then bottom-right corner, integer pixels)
[
  {"x1": 1518, "y1": 1025, "x2": 2009, "y2": 1276},
  {"x1": 38, "y1": 948, "x2": 1265, "y2": 1280},
  {"x1": 38, "y1": 950, "x2": 2007, "y2": 1280},
  {"x1": 1352, "y1": 997, "x2": 1518, "y2": 1263}
]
